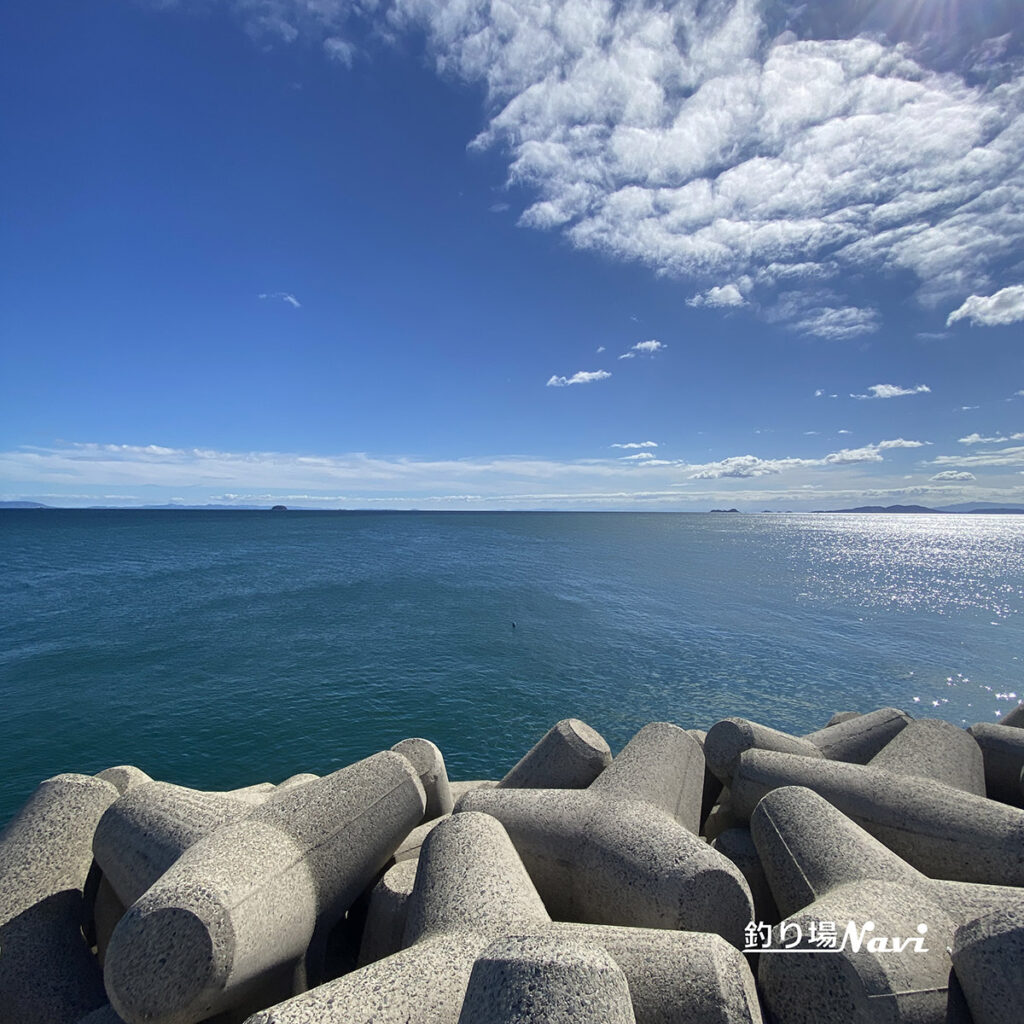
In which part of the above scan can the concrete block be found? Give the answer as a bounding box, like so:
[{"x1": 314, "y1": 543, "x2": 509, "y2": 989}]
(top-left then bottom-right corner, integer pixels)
[
  {"x1": 75, "y1": 1006, "x2": 128, "y2": 1024},
  {"x1": 869, "y1": 718, "x2": 985, "y2": 795},
  {"x1": 951, "y1": 905, "x2": 1024, "y2": 1024},
  {"x1": 704, "y1": 717, "x2": 823, "y2": 786},
  {"x1": 0, "y1": 773, "x2": 119, "y2": 1024},
  {"x1": 358, "y1": 860, "x2": 418, "y2": 966},
  {"x1": 93, "y1": 875, "x2": 126, "y2": 968},
  {"x1": 685, "y1": 729, "x2": 724, "y2": 826},
  {"x1": 824, "y1": 711, "x2": 862, "y2": 727},
  {"x1": 588, "y1": 722, "x2": 704, "y2": 832},
  {"x1": 93, "y1": 781, "x2": 256, "y2": 907},
  {"x1": 732, "y1": 749, "x2": 1024, "y2": 885},
  {"x1": 758, "y1": 879, "x2": 962, "y2": 1024},
  {"x1": 968, "y1": 721, "x2": 1024, "y2": 806},
  {"x1": 392, "y1": 738, "x2": 454, "y2": 820},
  {"x1": 242, "y1": 932, "x2": 488, "y2": 1024},
  {"x1": 749, "y1": 786, "x2": 1024, "y2": 926},
  {"x1": 394, "y1": 815, "x2": 449, "y2": 863},
  {"x1": 448, "y1": 780, "x2": 497, "y2": 803},
  {"x1": 711, "y1": 827, "x2": 779, "y2": 926},
  {"x1": 498, "y1": 719, "x2": 611, "y2": 790},
  {"x1": 95, "y1": 766, "x2": 153, "y2": 795},
  {"x1": 1000, "y1": 702, "x2": 1024, "y2": 728},
  {"x1": 403, "y1": 812, "x2": 550, "y2": 945},
  {"x1": 804, "y1": 706, "x2": 911, "y2": 763},
  {"x1": 456, "y1": 935, "x2": 636, "y2": 1024},
  {"x1": 276, "y1": 773, "x2": 319, "y2": 791},
  {"x1": 457, "y1": 788, "x2": 753, "y2": 947},
  {"x1": 104, "y1": 751, "x2": 426, "y2": 1024},
  {"x1": 541, "y1": 924, "x2": 762, "y2": 1024},
  {"x1": 220, "y1": 783, "x2": 276, "y2": 805},
  {"x1": 702, "y1": 787, "x2": 743, "y2": 842}
]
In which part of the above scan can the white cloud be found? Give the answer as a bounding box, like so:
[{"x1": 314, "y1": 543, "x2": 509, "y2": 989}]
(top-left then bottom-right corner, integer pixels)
[
  {"x1": 596, "y1": 345, "x2": 606, "y2": 353},
  {"x1": 959, "y1": 432, "x2": 1009, "y2": 445},
  {"x1": 851, "y1": 384, "x2": 931, "y2": 400},
  {"x1": 546, "y1": 369, "x2": 612, "y2": 387},
  {"x1": 877, "y1": 438, "x2": 928, "y2": 449},
  {"x1": 837, "y1": 429, "x2": 852, "y2": 435},
  {"x1": 687, "y1": 283, "x2": 746, "y2": 308},
  {"x1": 611, "y1": 441, "x2": 658, "y2": 449},
  {"x1": 823, "y1": 446, "x2": 884, "y2": 465},
  {"x1": 931, "y1": 471, "x2": 976, "y2": 482},
  {"x1": 947, "y1": 285, "x2": 1024, "y2": 327},
  {"x1": 619, "y1": 339, "x2": 665, "y2": 359},
  {"x1": 386, "y1": 0, "x2": 1024, "y2": 333},
  {"x1": 932, "y1": 446, "x2": 1024, "y2": 468},
  {"x1": 620, "y1": 452, "x2": 655, "y2": 460},
  {"x1": 259, "y1": 291, "x2": 301, "y2": 308}
]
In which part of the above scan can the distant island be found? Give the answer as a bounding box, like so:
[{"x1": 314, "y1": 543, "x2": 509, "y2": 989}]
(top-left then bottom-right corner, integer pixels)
[{"x1": 817, "y1": 504, "x2": 1024, "y2": 515}]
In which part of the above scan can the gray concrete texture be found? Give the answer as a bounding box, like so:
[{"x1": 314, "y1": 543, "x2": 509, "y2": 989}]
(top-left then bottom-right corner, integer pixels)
[
  {"x1": 951, "y1": 905, "x2": 1024, "y2": 1024},
  {"x1": 457, "y1": 787, "x2": 753, "y2": 946},
  {"x1": 968, "y1": 721, "x2": 1024, "y2": 805},
  {"x1": 1000, "y1": 702, "x2": 1024, "y2": 728},
  {"x1": 588, "y1": 722, "x2": 704, "y2": 831},
  {"x1": 711, "y1": 826, "x2": 779, "y2": 926},
  {"x1": 403, "y1": 811, "x2": 551, "y2": 945},
  {"x1": 93, "y1": 781, "x2": 257, "y2": 907},
  {"x1": 0, "y1": 773, "x2": 119, "y2": 1024},
  {"x1": 456, "y1": 935, "x2": 636, "y2": 1024},
  {"x1": 358, "y1": 859, "x2": 419, "y2": 966},
  {"x1": 391, "y1": 738, "x2": 454, "y2": 820},
  {"x1": 757, "y1": 879, "x2": 964, "y2": 1024},
  {"x1": 95, "y1": 766, "x2": 153, "y2": 796},
  {"x1": 732, "y1": 748, "x2": 1024, "y2": 885},
  {"x1": 497, "y1": 718, "x2": 612, "y2": 790},
  {"x1": 868, "y1": 718, "x2": 986, "y2": 795},
  {"x1": 803, "y1": 706, "x2": 912, "y2": 762},
  {"x1": 103, "y1": 751, "x2": 426, "y2": 1024},
  {"x1": 684, "y1": 729, "x2": 725, "y2": 826},
  {"x1": 703, "y1": 717, "x2": 823, "y2": 786},
  {"x1": 823, "y1": 711, "x2": 862, "y2": 727}
]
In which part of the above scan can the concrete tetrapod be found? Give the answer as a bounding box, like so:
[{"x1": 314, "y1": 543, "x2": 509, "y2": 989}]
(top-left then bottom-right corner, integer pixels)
[
  {"x1": 95, "y1": 765, "x2": 153, "y2": 796},
  {"x1": 391, "y1": 738, "x2": 454, "y2": 820},
  {"x1": 588, "y1": 722, "x2": 705, "y2": 832},
  {"x1": 748, "y1": 788, "x2": 1021, "y2": 1024},
  {"x1": 731, "y1": 748, "x2": 1024, "y2": 885},
  {"x1": 0, "y1": 773, "x2": 120, "y2": 1024},
  {"x1": 951, "y1": 905, "x2": 1024, "y2": 1024},
  {"x1": 803, "y1": 706, "x2": 911, "y2": 763},
  {"x1": 868, "y1": 718, "x2": 985, "y2": 795},
  {"x1": 104, "y1": 751, "x2": 426, "y2": 1024},
  {"x1": 747, "y1": 786, "x2": 1024, "y2": 924},
  {"x1": 456, "y1": 935, "x2": 636, "y2": 1024},
  {"x1": 250, "y1": 808, "x2": 762, "y2": 1024},
  {"x1": 1001, "y1": 702, "x2": 1024, "y2": 728},
  {"x1": 456, "y1": 729, "x2": 753, "y2": 942},
  {"x1": 93, "y1": 781, "x2": 258, "y2": 906},
  {"x1": 684, "y1": 729, "x2": 724, "y2": 826},
  {"x1": 703, "y1": 717, "x2": 823, "y2": 786},
  {"x1": 967, "y1": 721, "x2": 1024, "y2": 806},
  {"x1": 497, "y1": 718, "x2": 612, "y2": 789},
  {"x1": 358, "y1": 860, "x2": 419, "y2": 966}
]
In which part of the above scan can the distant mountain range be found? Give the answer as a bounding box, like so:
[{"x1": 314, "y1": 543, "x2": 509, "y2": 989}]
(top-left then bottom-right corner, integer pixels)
[{"x1": 817, "y1": 502, "x2": 1024, "y2": 514}]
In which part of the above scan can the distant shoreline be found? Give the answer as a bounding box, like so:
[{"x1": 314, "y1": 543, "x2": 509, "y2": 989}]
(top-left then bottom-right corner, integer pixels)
[{"x1": 3, "y1": 502, "x2": 1024, "y2": 515}]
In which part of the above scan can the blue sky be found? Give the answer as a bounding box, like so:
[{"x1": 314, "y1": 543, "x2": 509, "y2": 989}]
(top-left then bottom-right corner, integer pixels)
[{"x1": 1, "y1": 0, "x2": 1023, "y2": 509}]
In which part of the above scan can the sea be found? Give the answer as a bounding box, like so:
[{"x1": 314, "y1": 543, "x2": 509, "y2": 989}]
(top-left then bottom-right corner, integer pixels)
[{"x1": 2, "y1": 509, "x2": 1022, "y2": 826}]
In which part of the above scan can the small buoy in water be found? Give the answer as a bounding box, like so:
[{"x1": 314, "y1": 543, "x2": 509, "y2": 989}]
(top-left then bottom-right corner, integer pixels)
[{"x1": 512, "y1": 621, "x2": 516, "y2": 629}]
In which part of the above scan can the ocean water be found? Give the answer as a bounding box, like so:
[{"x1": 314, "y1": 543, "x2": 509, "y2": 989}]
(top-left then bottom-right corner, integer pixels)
[{"x1": 2, "y1": 509, "x2": 1022, "y2": 826}]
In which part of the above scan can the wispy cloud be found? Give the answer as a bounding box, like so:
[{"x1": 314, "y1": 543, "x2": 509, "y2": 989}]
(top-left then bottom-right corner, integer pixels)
[
  {"x1": 620, "y1": 452, "x2": 655, "y2": 461},
  {"x1": 611, "y1": 441, "x2": 658, "y2": 449},
  {"x1": 851, "y1": 384, "x2": 931, "y2": 400},
  {"x1": 947, "y1": 285, "x2": 1024, "y2": 327},
  {"x1": 545, "y1": 370, "x2": 612, "y2": 387},
  {"x1": 959, "y1": 432, "x2": 1024, "y2": 445},
  {"x1": 933, "y1": 446, "x2": 1024, "y2": 469},
  {"x1": 259, "y1": 291, "x2": 301, "y2": 308}
]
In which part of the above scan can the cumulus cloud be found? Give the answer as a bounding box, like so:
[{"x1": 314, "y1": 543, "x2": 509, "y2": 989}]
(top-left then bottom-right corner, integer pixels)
[
  {"x1": 932, "y1": 446, "x2": 1024, "y2": 468},
  {"x1": 947, "y1": 285, "x2": 1024, "y2": 327},
  {"x1": 259, "y1": 291, "x2": 301, "y2": 308},
  {"x1": 931, "y1": 470, "x2": 976, "y2": 482},
  {"x1": 851, "y1": 384, "x2": 931, "y2": 400},
  {"x1": 546, "y1": 369, "x2": 612, "y2": 387},
  {"x1": 877, "y1": 438, "x2": 928, "y2": 449},
  {"x1": 687, "y1": 283, "x2": 747, "y2": 308},
  {"x1": 959, "y1": 432, "x2": 1009, "y2": 444},
  {"x1": 611, "y1": 441, "x2": 658, "y2": 449}
]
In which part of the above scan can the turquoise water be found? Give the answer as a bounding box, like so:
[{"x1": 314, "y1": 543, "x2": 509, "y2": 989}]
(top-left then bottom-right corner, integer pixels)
[{"x1": 2, "y1": 509, "x2": 1022, "y2": 826}]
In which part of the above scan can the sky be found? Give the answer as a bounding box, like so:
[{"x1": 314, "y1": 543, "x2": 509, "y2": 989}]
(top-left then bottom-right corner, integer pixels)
[{"x1": 1, "y1": 0, "x2": 1023, "y2": 510}]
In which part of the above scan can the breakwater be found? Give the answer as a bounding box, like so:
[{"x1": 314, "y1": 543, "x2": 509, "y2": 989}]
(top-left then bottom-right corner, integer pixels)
[{"x1": 3, "y1": 707, "x2": 1024, "y2": 1023}]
